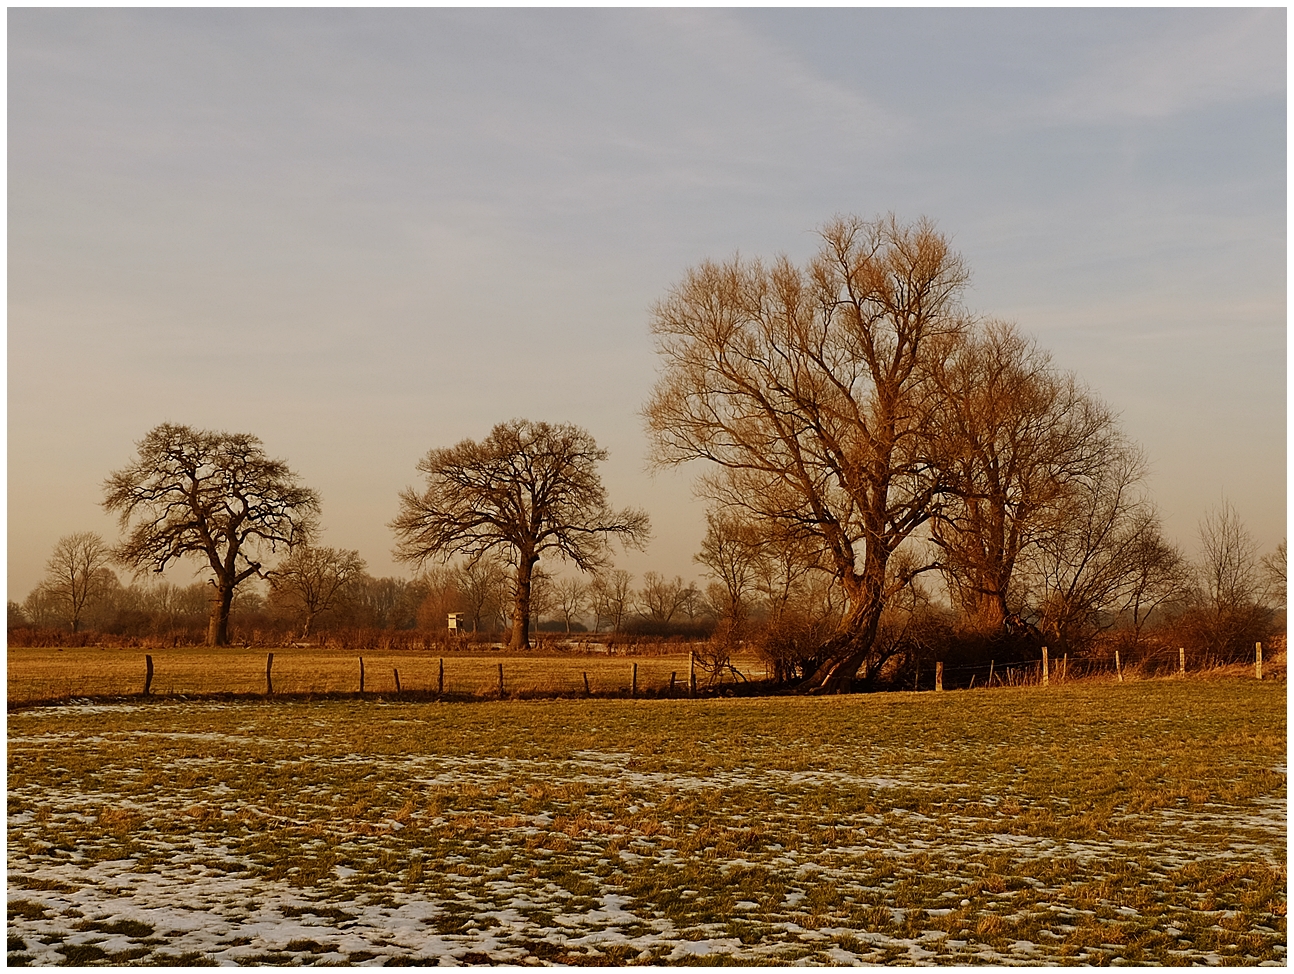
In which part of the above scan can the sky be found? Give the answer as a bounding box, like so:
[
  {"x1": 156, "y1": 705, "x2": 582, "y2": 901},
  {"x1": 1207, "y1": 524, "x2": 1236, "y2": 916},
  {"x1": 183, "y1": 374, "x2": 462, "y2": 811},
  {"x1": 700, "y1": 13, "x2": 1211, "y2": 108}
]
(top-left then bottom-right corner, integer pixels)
[{"x1": 8, "y1": 7, "x2": 1287, "y2": 600}]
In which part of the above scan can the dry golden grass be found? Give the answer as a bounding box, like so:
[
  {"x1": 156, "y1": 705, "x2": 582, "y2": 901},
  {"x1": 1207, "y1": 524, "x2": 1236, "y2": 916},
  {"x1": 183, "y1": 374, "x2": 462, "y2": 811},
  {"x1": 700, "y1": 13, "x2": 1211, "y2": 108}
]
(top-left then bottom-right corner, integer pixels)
[{"x1": 6, "y1": 645, "x2": 771, "y2": 703}]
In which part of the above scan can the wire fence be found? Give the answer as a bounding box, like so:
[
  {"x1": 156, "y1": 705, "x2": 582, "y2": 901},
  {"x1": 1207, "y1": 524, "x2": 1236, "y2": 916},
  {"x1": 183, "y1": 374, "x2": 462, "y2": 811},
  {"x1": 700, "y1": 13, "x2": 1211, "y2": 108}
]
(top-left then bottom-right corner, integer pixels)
[{"x1": 8, "y1": 642, "x2": 1281, "y2": 708}]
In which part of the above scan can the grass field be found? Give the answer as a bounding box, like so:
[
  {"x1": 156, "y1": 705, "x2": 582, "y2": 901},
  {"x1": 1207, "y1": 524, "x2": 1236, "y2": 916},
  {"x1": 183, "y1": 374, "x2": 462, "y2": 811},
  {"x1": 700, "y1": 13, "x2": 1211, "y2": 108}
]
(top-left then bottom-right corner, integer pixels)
[
  {"x1": 7, "y1": 646, "x2": 746, "y2": 705},
  {"x1": 6, "y1": 678, "x2": 1286, "y2": 966}
]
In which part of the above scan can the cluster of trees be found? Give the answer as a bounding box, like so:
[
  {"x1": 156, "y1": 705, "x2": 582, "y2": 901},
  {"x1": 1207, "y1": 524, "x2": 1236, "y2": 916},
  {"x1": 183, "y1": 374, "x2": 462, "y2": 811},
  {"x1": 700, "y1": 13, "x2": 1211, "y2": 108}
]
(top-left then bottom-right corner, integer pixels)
[
  {"x1": 646, "y1": 214, "x2": 1284, "y2": 689},
  {"x1": 11, "y1": 420, "x2": 676, "y2": 647},
  {"x1": 10, "y1": 537, "x2": 720, "y2": 644},
  {"x1": 10, "y1": 215, "x2": 1286, "y2": 688}
]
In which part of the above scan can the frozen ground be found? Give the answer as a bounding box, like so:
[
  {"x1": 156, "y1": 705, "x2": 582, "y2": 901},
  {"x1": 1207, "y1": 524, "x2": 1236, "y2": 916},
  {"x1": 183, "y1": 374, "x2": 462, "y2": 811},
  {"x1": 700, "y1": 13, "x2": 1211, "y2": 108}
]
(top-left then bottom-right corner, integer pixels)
[{"x1": 7, "y1": 693, "x2": 1288, "y2": 966}]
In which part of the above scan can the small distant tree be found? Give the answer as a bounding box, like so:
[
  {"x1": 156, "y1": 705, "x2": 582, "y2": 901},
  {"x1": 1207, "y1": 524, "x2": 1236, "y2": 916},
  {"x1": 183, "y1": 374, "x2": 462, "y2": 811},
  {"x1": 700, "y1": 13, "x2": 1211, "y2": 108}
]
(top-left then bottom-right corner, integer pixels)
[
  {"x1": 37, "y1": 532, "x2": 116, "y2": 633},
  {"x1": 391, "y1": 420, "x2": 649, "y2": 649},
  {"x1": 103, "y1": 424, "x2": 320, "y2": 646},
  {"x1": 527, "y1": 567, "x2": 555, "y2": 634},
  {"x1": 637, "y1": 572, "x2": 692, "y2": 625},
  {"x1": 22, "y1": 585, "x2": 63, "y2": 628},
  {"x1": 1117, "y1": 524, "x2": 1192, "y2": 651},
  {"x1": 695, "y1": 511, "x2": 765, "y2": 636},
  {"x1": 267, "y1": 545, "x2": 367, "y2": 639},
  {"x1": 456, "y1": 557, "x2": 510, "y2": 632},
  {"x1": 1186, "y1": 500, "x2": 1273, "y2": 660},
  {"x1": 415, "y1": 566, "x2": 463, "y2": 633},
  {"x1": 1260, "y1": 539, "x2": 1287, "y2": 609},
  {"x1": 555, "y1": 577, "x2": 589, "y2": 633},
  {"x1": 590, "y1": 569, "x2": 634, "y2": 633},
  {"x1": 1028, "y1": 446, "x2": 1157, "y2": 655}
]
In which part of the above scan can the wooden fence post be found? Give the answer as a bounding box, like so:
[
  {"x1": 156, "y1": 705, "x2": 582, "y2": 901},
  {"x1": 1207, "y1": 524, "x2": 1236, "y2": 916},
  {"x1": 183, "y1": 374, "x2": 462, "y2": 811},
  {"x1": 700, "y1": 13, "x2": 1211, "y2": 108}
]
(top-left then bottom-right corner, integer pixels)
[
  {"x1": 987, "y1": 659, "x2": 994, "y2": 687},
  {"x1": 1256, "y1": 641, "x2": 1263, "y2": 681},
  {"x1": 689, "y1": 651, "x2": 696, "y2": 698},
  {"x1": 144, "y1": 655, "x2": 154, "y2": 697},
  {"x1": 935, "y1": 661, "x2": 944, "y2": 692},
  {"x1": 266, "y1": 653, "x2": 274, "y2": 696},
  {"x1": 631, "y1": 663, "x2": 638, "y2": 698},
  {"x1": 1041, "y1": 647, "x2": 1049, "y2": 687},
  {"x1": 1179, "y1": 647, "x2": 1186, "y2": 677},
  {"x1": 438, "y1": 658, "x2": 445, "y2": 696},
  {"x1": 359, "y1": 656, "x2": 365, "y2": 694},
  {"x1": 1115, "y1": 649, "x2": 1123, "y2": 683},
  {"x1": 1061, "y1": 653, "x2": 1068, "y2": 683},
  {"x1": 394, "y1": 668, "x2": 401, "y2": 694},
  {"x1": 583, "y1": 671, "x2": 590, "y2": 696},
  {"x1": 498, "y1": 662, "x2": 504, "y2": 699},
  {"x1": 669, "y1": 671, "x2": 677, "y2": 694}
]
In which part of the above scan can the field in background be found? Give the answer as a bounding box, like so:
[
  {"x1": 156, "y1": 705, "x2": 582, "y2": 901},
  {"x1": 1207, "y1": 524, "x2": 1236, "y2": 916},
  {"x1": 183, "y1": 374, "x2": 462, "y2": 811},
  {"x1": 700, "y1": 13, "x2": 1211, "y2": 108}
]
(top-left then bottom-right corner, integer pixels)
[
  {"x1": 7, "y1": 679, "x2": 1286, "y2": 965},
  {"x1": 7, "y1": 646, "x2": 769, "y2": 705},
  {"x1": 8, "y1": 645, "x2": 1283, "y2": 707}
]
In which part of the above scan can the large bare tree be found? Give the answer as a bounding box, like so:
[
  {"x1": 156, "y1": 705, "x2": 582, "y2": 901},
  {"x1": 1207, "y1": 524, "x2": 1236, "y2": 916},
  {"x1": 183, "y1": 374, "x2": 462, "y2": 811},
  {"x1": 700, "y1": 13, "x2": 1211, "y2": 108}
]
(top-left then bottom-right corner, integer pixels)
[
  {"x1": 267, "y1": 545, "x2": 366, "y2": 639},
  {"x1": 39, "y1": 532, "x2": 115, "y2": 633},
  {"x1": 103, "y1": 424, "x2": 320, "y2": 646},
  {"x1": 646, "y1": 214, "x2": 969, "y2": 691},
  {"x1": 391, "y1": 420, "x2": 649, "y2": 649},
  {"x1": 928, "y1": 321, "x2": 1125, "y2": 631}
]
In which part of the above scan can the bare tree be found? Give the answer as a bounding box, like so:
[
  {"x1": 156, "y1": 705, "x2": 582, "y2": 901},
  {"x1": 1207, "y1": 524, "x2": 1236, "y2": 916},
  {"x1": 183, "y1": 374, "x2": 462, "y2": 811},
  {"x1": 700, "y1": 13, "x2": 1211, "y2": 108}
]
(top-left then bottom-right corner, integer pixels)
[
  {"x1": 103, "y1": 425, "x2": 319, "y2": 646},
  {"x1": 694, "y1": 510, "x2": 765, "y2": 636},
  {"x1": 637, "y1": 572, "x2": 692, "y2": 624},
  {"x1": 415, "y1": 566, "x2": 464, "y2": 633},
  {"x1": 677, "y1": 581, "x2": 705, "y2": 624},
  {"x1": 22, "y1": 583, "x2": 64, "y2": 629},
  {"x1": 929, "y1": 321, "x2": 1126, "y2": 632},
  {"x1": 590, "y1": 569, "x2": 634, "y2": 633},
  {"x1": 647, "y1": 215, "x2": 968, "y2": 692},
  {"x1": 555, "y1": 577, "x2": 589, "y2": 633},
  {"x1": 133, "y1": 580, "x2": 211, "y2": 632},
  {"x1": 1025, "y1": 444, "x2": 1161, "y2": 654},
  {"x1": 456, "y1": 557, "x2": 510, "y2": 632},
  {"x1": 38, "y1": 532, "x2": 116, "y2": 633},
  {"x1": 1260, "y1": 539, "x2": 1287, "y2": 609},
  {"x1": 1117, "y1": 525, "x2": 1192, "y2": 650},
  {"x1": 347, "y1": 575, "x2": 423, "y2": 630},
  {"x1": 526, "y1": 566, "x2": 555, "y2": 634},
  {"x1": 1187, "y1": 500, "x2": 1273, "y2": 659},
  {"x1": 267, "y1": 545, "x2": 366, "y2": 639},
  {"x1": 391, "y1": 420, "x2": 649, "y2": 649}
]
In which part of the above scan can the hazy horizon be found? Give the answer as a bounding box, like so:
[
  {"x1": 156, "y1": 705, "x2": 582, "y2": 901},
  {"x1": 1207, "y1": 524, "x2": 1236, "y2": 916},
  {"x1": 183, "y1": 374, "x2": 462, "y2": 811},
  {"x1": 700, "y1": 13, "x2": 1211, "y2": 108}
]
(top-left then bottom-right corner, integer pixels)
[{"x1": 8, "y1": 8, "x2": 1286, "y2": 600}]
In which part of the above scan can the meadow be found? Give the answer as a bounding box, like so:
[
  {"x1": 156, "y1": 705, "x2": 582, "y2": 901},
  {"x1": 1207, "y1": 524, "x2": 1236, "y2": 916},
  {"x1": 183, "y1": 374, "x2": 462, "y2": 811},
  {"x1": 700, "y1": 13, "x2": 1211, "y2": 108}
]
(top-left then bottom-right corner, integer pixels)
[
  {"x1": 6, "y1": 677, "x2": 1286, "y2": 965},
  {"x1": 6, "y1": 646, "x2": 733, "y2": 706}
]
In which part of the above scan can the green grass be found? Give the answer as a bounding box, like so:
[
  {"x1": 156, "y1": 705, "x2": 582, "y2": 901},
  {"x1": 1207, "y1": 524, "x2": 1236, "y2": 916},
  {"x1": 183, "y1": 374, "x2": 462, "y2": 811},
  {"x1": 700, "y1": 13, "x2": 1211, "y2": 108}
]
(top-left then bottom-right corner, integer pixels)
[{"x1": 7, "y1": 679, "x2": 1286, "y2": 965}]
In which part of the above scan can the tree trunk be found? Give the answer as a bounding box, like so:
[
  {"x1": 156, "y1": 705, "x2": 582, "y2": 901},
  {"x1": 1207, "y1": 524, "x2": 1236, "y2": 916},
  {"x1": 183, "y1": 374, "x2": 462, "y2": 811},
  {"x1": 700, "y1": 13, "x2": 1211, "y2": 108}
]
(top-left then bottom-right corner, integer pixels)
[
  {"x1": 208, "y1": 581, "x2": 235, "y2": 647},
  {"x1": 510, "y1": 556, "x2": 537, "y2": 650},
  {"x1": 797, "y1": 593, "x2": 885, "y2": 694},
  {"x1": 967, "y1": 589, "x2": 1008, "y2": 633}
]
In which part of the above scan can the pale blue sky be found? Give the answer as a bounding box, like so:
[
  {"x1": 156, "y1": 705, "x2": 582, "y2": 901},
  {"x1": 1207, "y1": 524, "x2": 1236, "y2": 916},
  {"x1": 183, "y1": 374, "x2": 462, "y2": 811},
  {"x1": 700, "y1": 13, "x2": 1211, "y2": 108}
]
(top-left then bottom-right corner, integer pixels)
[{"x1": 8, "y1": 8, "x2": 1286, "y2": 597}]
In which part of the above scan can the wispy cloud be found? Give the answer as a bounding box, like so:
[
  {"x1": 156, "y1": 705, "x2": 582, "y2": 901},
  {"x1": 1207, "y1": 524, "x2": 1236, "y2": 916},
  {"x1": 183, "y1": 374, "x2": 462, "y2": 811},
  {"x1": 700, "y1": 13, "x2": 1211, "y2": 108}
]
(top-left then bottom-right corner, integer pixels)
[{"x1": 1044, "y1": 8, "x2": 1284, "y2": 124}]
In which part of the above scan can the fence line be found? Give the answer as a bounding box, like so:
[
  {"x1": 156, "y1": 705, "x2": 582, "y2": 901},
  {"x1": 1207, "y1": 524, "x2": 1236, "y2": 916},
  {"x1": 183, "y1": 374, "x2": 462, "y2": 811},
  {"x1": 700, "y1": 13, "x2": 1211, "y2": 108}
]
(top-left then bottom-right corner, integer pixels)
[{"x1": 7, "y1": 642, "x2": 1282, "y2": 706}]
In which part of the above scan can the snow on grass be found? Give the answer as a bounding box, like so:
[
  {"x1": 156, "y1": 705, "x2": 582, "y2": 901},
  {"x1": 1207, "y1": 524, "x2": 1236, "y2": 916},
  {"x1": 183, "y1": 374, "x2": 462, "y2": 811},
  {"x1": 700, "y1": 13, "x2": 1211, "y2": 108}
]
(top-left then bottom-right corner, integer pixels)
[{"x1": 7, "y1": 681, "x2": 1287, "y2": 966}]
